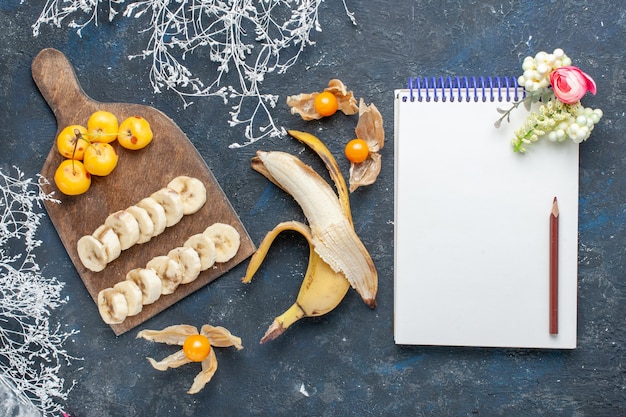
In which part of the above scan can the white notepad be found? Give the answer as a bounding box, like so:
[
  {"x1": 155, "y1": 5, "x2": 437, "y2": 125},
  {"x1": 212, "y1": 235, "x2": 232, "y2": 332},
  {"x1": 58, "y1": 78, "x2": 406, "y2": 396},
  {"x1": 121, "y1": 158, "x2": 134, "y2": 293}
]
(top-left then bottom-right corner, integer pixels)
[{"x1": 393, "y1": 78, "x2": 578, "y2": 349}]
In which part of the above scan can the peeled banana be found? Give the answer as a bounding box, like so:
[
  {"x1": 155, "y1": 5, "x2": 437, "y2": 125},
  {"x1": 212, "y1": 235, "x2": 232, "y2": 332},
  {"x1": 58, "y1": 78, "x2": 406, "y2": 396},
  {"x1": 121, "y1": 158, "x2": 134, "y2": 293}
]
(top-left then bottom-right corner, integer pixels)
[
  {"x1": 97, "y1": 287, "x2": 129, "y2": 324},
  {"x1": 84, "y1": 173, "x2": 238, "y2": 326},
  {"x1": 150, "y1": 188, "x2": 184, "y2": 227},
  {"x1": 126, "y1": 205, "x2": 155, "y2": 244},
  {"x1": 113, "y1": 280, "x2": 143, "y2": 316},
  {"x1": 95, "y1": 222, "x2": 241, "y2": 325},
  {"x1": 77, "y1": 175, "x2": 207, "y2": 272},
  {"x1": 183, "y1": 233, "x2": 216, "y2": 271},
  {"x1": 167, "y1": 175, "x2": 207, "y2": 215},
  {"x1": 92, "y1": 225, "x2": 121, "y2": 263},
  {"x1": 137, "y1": 197, "x2": 167, "y2": 237},
  {"x1": 147, "y1": 255, "x2": 184, "y2": 295},
  {"x1": 203, "y1": 223, "x2": 241, "y2": 263},
  {"x1": 76, "y1": 234, "x2": 110, "y2": 273},
  {"x1": 126, "y1": 268, "x2": 162, "y2": 305},
  {"x1": 243, "y1": 129, "x2": 378, "y2": 342},
  {"x1": 105, "y1": 209, "x2": 140, "y2": 251},
  {"x1": 167, "y1": 247, "x2": 202, "y2": 284}
]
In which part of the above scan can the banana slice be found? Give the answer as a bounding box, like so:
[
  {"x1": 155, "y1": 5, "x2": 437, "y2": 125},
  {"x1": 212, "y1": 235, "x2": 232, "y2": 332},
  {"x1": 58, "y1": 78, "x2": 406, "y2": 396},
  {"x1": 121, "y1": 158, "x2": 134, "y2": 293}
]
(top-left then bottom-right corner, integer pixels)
[
  {"x1": 147, "y1": 255, "x2": 183, "y2": 295},
  {"x1": 203, "y1": 223, "x2": 241, "y2": 263},
  {"x1": 126, "y1": 268, "x2": 162, "y2": 305},
  {"x1": 77, "y1": 235, "x2": 109, "y2": 272},
  {"x1": 97, "y1": 287, "x2": 129, "y2": 324},
  {"x1": 167, "y1": 246, "x2": 202, "y2": 284},
  {"x1": 150, "y1": 188, "x2": 184, "y2": 227},
  {"x1": 126, "y1": 205, "x2": 155, "y2": 244},
  {"x1": 167, "y1": 176, "x2": 207, "y2": 215},
  {"x1": 113, "y1": 280, "x2": 143, "y2": 316},
  {"x1": 92, "y1": 225, "x2": 121, "y2": 263},
  {"x1": 184, "y1": 233, "x2": 216, "y2": 271},
  {"x1": 104, "y1": 210, "x2": 140, "y2": 250},
  {"x1": 136, "y1": 197, "x2": 167, "y2": 238}
]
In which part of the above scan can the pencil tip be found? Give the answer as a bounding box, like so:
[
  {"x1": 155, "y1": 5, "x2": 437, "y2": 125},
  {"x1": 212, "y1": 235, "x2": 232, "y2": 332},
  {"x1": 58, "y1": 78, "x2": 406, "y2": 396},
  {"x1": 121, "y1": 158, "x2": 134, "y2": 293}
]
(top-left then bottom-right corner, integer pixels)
[{"x1": 552, "y1": 197, "x2": 559, "y2": 216}]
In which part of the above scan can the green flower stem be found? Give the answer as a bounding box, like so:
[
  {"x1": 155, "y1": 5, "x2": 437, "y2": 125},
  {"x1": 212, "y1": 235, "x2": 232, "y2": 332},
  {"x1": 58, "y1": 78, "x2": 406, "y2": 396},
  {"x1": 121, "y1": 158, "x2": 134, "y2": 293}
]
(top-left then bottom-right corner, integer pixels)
[{"x1": 512, "y1": 100, "x2": 574, "y2": 153}]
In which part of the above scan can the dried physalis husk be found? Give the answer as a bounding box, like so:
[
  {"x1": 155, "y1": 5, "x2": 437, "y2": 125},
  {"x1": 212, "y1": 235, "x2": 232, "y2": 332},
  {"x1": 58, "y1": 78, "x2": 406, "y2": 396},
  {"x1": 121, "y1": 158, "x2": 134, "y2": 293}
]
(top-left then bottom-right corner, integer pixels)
[
  {"x1": 286, "y1": 79, "x2": 359, "y2": 121},
  {"x1": 137, "y1": 323, "x2": 243, "y2": 394},
  {"x1": 349, "y1": 99, "x2": 385, "y2": 192}
]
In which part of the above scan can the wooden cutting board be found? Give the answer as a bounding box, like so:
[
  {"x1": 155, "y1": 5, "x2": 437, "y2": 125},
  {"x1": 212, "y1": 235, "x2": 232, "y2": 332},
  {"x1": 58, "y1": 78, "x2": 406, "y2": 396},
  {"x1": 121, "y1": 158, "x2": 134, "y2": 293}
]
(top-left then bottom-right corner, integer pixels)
[{"x1": 34, "y1": 48, "x2": 255, "y2": 336}]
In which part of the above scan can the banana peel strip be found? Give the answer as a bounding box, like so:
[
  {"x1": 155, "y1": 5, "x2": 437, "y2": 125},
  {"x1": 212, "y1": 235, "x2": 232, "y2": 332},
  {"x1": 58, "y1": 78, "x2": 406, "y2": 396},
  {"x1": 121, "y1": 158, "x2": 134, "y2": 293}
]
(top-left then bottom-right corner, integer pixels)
[
  {"x1": 137, "y1": 324, "x2": 242, "y2": 394},
  {"x1": 287, "y1": 129, "x2": 353, "y2": 225},
  {"x1": 242, "y1": 221, "x2": 313, "y2": 284}
]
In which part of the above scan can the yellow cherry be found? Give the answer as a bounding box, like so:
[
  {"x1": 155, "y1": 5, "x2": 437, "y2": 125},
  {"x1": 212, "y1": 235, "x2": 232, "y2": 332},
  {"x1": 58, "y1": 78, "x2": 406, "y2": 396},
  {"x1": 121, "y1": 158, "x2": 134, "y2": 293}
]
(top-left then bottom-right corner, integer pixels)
[
  {"x1": 56, "y1": 125, "x2": 89, "y2": 160},
  {"x1": 54, "y1": 159, "x2": 91, "y2": 195},
  {"x1": 87, "y1": 110, "x2": 119, "y2": 143},
  {"x1": 118, "y1": 116, "x2": 153, "y2": 150},
  {"x1": 83, "y1": 142, "x2": 119, "y2": 176}
]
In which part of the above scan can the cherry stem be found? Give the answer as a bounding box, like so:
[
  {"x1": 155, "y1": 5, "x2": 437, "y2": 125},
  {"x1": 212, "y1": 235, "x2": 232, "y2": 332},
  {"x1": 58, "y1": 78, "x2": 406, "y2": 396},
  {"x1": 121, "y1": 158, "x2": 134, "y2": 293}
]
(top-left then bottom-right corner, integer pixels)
[
  {"x1": 71, "y1": 129, "x2": 81, "y2": 161},
  {"x1": 70, "y1": 157, "x2": 77, "y2": 175}
]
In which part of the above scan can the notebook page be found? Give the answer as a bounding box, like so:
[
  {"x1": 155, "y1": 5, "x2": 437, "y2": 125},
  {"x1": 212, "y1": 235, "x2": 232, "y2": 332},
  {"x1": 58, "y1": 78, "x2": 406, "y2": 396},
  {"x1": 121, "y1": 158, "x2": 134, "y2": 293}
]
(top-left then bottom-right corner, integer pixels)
[{"x1": 393, "y1": 89, "x2": 578, "y2": 349}]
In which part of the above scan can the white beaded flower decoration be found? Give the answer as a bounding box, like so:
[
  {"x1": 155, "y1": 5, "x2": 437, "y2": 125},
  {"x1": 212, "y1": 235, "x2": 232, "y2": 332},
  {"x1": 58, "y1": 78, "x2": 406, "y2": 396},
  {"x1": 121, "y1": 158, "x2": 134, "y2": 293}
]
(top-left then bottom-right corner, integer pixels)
[{"x1": 496, "y1": 48, "x2": 603, "y2": 153}]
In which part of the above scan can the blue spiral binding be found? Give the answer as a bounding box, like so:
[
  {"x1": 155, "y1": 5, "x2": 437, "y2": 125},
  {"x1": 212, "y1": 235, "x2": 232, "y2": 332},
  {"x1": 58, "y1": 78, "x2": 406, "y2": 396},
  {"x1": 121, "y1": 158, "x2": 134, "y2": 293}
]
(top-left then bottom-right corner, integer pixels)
[{"x1": 405, "y1": 76, "x2": 520, "y2": 102}]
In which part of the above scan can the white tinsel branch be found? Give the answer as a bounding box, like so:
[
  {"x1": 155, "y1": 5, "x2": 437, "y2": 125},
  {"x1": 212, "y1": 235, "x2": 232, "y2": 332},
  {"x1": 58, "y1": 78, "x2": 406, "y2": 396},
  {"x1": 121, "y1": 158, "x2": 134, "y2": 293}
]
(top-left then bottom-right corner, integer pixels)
[
  {"x1": 0, "y1": 167, "x2": 79, "y2": 417},
  {"x1": 26, "y1": 0, "x2": 356, "y2": 147}
]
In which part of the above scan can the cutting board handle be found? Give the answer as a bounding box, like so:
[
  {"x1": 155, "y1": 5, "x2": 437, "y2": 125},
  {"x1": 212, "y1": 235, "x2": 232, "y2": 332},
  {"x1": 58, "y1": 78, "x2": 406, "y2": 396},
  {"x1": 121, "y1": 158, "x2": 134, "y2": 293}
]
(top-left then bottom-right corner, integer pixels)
[{"x1": 32, "y1": 48, "x2": 91, "y2": 123}]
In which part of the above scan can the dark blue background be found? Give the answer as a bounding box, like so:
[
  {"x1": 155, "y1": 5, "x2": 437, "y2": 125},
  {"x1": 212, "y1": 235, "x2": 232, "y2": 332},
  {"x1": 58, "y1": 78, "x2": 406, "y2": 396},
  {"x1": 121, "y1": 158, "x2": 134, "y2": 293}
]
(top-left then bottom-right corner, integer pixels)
[{"x1": 1, "y1": 1, "x2": 624, "y2": 416}]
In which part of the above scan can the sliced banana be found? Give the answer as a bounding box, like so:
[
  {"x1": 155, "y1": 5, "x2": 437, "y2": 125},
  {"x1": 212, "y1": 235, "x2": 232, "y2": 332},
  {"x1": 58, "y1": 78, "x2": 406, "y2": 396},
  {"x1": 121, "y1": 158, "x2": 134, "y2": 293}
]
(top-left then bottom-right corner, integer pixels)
[
  {"x1": 150, "y1": 188, "x2": 184, "y2": 227},
  {"x1": 113, "y1": 280, "x2": 143, "y2": 316},
  {"x1": 167, "y1": 246, "x2": 202, "y2": 284},
  {"x1": 147, "y1": 255, "x2": 183, "y2": 295},
  {"x1": 77, "y1": 235, "x2": 109, "y2": 272},
  {"x1": 97, "y1": 288, "x2": 128, "y2": 324},
  {"x1": 184, "y1": 233, "x2": 216, "y2": 271},
  {"x1": 92, "y1": 224, "x2": 121, "y2": 263},
  {"x1": 126, "y1": 268, "x2": 162, "y2": 305},
  {"x1": 203, "y1": 223, "x2": 241, "y2": 263},
  {"x1": 167, "y1": 176, "x2": 207, "y2": 215},
  {"x1": 126, "y1": 205, "x2": 155, "y2": 244},
  {"x1": 136, "y1": 197, "x2": 167, "y2": 238},
  {"x1": 104, "y1": 210, "x2": 140, "y2": 250}
]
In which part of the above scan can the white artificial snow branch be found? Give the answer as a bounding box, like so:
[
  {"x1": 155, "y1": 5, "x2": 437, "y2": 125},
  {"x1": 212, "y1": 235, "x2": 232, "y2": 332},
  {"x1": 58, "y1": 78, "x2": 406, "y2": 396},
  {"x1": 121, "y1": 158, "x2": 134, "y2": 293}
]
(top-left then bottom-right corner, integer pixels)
[
  {"x1": 0, "y1": 167, "x2": 79, "y2": 417},
  {"x1": 27, "y1": 0, "x2": 356, "y2": 147}
]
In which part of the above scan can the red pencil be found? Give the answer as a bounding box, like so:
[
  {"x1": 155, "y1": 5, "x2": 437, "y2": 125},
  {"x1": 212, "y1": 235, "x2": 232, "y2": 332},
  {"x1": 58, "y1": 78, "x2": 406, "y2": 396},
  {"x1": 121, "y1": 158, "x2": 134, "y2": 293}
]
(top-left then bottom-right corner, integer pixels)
[{"x1": 550, "y1": 197, "x2": 559, "y2": 335}]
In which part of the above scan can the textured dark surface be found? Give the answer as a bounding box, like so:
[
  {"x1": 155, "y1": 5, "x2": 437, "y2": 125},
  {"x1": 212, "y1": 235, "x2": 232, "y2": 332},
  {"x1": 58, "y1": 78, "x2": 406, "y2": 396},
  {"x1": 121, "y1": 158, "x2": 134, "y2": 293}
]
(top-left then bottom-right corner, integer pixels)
[{"x1": 1, "y1": 1, "x2": 624, "y2": 416}]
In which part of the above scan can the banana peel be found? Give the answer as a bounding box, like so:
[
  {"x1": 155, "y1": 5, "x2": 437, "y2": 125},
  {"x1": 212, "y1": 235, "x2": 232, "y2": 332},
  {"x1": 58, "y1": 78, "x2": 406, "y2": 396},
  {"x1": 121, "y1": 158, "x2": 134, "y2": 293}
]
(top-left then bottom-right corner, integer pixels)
[{"x1": 243, "y1": 130, "x2": 378, "y2": 343}]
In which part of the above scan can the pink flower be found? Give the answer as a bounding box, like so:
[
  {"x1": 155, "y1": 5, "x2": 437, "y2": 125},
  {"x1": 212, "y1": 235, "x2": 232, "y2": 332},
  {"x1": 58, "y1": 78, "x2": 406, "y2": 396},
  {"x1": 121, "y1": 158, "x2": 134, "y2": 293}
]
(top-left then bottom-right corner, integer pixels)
[{"x1": 550, "y1": 66, "x2": 597, "y2": 104}]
